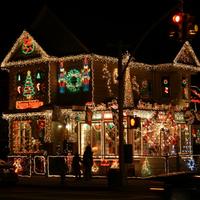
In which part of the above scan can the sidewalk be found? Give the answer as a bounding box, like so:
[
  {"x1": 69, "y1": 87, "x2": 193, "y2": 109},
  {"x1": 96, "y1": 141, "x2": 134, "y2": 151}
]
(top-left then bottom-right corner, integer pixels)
[{"x1": 17, "y1": 175, "x2": 165, "y2": 191}]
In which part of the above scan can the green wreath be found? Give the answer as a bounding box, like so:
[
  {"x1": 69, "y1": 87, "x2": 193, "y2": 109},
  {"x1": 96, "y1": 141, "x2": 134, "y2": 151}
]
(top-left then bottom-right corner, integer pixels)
[{"x1": 66, "y1": 69, "x2": 82, "y2": 93}]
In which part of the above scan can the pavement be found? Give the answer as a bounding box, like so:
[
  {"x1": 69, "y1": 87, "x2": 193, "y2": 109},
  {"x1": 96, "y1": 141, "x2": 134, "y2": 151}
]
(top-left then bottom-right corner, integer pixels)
[
  {"x1": 14, "y1": 171, "x2": 200, "y2": 193},
  {"x1": 15, "y1": 171, "x2": 200, "y2": 192},
  {"x1": 17, "y1": 175, "x2": 165, "y2": 192}
]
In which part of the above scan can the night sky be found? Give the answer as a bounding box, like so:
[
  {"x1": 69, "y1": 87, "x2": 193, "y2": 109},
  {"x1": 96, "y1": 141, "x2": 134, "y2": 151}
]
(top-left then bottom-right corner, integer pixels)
[
  {"x1": 0, "y1": 0, "x2": 199, "y2": 63},
  {"x1": 0, "y1": 0, "x2": 199, "y2": 112}
]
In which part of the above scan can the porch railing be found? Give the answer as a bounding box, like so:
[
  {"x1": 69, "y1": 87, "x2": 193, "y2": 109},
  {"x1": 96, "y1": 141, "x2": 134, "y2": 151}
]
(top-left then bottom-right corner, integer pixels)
[{"x1": 7, "y1": 154, "x2": 200, "y2": 177}]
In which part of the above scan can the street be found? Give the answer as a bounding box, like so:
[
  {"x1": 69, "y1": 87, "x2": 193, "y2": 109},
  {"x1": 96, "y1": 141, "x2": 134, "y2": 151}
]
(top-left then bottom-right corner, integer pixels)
[
  {"x1": 0, "y1": 185, "x2": 164, "y2": 200},
  {"x1": 1, "y1": 174, "x2": 200, "y2": 199}
]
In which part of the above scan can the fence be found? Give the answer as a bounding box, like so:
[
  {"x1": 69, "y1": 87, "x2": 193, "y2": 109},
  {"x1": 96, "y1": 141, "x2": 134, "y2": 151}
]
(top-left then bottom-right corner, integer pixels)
[{"x1": 7, "y1": 154, "x2": 200, "y2": 177}]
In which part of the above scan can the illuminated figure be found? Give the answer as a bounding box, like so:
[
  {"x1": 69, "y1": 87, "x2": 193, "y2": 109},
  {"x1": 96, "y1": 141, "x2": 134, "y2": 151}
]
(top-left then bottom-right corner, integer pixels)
[
  {"x1": 13, "y1": 158, "x2": 23, "y2": 174},
  {"x1": 82, "y1": 57, "x2": 90, "y2": 92},
  {"x1": 58, "y1": 61, "x2": 67, "y2": 94}
]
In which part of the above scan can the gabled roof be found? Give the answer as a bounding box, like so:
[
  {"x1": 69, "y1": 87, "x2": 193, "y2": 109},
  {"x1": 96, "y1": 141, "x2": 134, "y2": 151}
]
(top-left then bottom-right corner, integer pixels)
[
  {"x1": 1, "y1": 30, "x2": 49, "y2": 67},
  {"x1": 173, "y1": 41, "x2": 200, "y2": 66},
  {"x1": 30, "y1": 5, "x2": 89, "y2": 56}
]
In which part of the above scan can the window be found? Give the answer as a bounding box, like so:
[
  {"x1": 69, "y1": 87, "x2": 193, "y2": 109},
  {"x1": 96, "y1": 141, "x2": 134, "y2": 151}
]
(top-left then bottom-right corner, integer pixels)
[
  {"x1": 11, "y1": 119, "x2": 46, "y2": 154},
  {"x1": 80, "y1": 122, "x2": 102, "y2": 156},
  {"x1": 104, "y1": 122, "x2": 118, "y2": 156},
  {"x1": 182, "y1": 77, "x2": 189, "y2": 99},
  {"x1": 161, "y1": 76, "x2": 170, "y2": 97}
]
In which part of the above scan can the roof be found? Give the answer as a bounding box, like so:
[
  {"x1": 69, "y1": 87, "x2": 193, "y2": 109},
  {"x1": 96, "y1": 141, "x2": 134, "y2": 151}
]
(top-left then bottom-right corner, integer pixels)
[
  {"x1": 29, "y1": 5, "x2": 89, "y2": 56},
  {"x1": 1, "y1": 30, "x2": 49, "y2": 67}
]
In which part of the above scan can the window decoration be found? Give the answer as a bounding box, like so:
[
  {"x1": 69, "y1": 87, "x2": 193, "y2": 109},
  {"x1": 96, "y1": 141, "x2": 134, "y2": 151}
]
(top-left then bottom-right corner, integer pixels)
[
  {"x1": 184, "y1": 110, "x2": 195, "y2": 125},
  {"x1": 182, "y1": 78, "x2": 189, "y2": 99},
  {"x1": 82, "y1": 56, "x2": 90, "y2": 92},
  {"x1": 11, "y1": 118, "x2": 47, "y2": 154},
  {"x1": 85, "y1": 106, "x2": 93, "y2": 125},
  {"x1": 17, "y1": 86, "x2": 22, "y2": 94},
  {"x1": 162, "y1": 77, "x2": 169, "y2": 96},
  {"x1": 15, "y1": 69, "x2": 46, "y2": 109},
  {"x1": 105, "y1": 122, "x2": 118, "y2": 155},
  {"x1": 16, "y1": 73, "x2": 23, "y2": 95},
  {"x1": 17, "y1": 74, "x2": 21, "y2": 81},
  {"x1": 66, "y1": 69, "x2": 82, "y2": 93},
  {"x1": 21, "y1": 33, "x2": 34, "y2": 55},
  {"x1": 140, "y1": 80, "x2": 151, "y2": 99},
  {"x1": 58, "y1": 57, "x2": 91, "y2": 94},
  {"x1": 35, "y1": 71, "x2": 45, "y2": 94},
  {"x1": 192, "y1": 127, "x2": 200, "y2": 144},
  {"x1": 36, "y1": 72, "x2": 41, "y2": 80},
  {"x1": 58, "y1": 61, "x2": 67, "y2": 94},
  {"x1": 23, "y1": 70, "x2": 35, "y2": 99},
  {"x1": 132, "y1": 75, "x2": 140, "y2": 94},
  {"x1": 191, "y1": 85, "x2": 200, "y2": 104}
]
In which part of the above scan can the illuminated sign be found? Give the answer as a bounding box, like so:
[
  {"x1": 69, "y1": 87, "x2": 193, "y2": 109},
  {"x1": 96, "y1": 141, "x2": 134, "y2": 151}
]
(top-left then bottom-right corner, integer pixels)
[{"x1": 16, "y1": 100, "x2": 44, "y2": 109}]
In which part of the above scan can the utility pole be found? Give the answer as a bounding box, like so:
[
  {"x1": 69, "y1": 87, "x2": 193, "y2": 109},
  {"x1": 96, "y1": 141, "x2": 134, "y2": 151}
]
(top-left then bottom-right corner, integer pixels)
[{"x1": 117, "y1": 47, "x2": 125, "y2": 186}]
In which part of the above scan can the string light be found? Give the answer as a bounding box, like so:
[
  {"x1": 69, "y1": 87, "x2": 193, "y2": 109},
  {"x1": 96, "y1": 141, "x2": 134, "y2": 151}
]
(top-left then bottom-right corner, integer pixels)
[
  {"x1": 1, "y1": 30, "x2": 49, "y2": 67},
  {"x1": 1, "y1": 31, "x2": 200, "y2": 164},
  {"x1": 124, "y1": 67, "x2": 133, "y2": 107},
  {"x1": 102, "y1": 63, "x2": 113, "y2": 96}
]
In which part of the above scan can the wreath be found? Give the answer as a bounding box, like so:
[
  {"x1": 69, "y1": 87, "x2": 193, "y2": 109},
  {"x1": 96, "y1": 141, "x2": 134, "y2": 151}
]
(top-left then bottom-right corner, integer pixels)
[
  {"x1": 21, "y1": 35, "x2": 35, "y2": 55},
  {"x1": 66, "y1": 69, "x2": 82, "y2": 93}
]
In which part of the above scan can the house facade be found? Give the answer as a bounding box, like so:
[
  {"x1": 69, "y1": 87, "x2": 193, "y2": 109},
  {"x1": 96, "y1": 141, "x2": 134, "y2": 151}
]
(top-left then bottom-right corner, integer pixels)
[{"x1": 1, "y1": 30, "x2": 200, "y2": 177}]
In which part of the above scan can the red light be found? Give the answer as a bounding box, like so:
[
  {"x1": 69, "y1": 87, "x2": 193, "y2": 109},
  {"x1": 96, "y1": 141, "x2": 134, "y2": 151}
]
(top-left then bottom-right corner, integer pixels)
[{"x1": 172, "y1": 13, "x2": 183, "y2": 24}]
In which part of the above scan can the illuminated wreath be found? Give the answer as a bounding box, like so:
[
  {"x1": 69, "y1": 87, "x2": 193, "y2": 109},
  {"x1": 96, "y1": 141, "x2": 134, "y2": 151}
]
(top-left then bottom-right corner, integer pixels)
[
  {"x1": 66, "y1": 69, "x2": 82, "y2": 93},
  {"x1": 21, "y1": 35, "x2": 35, "y2": 55}
]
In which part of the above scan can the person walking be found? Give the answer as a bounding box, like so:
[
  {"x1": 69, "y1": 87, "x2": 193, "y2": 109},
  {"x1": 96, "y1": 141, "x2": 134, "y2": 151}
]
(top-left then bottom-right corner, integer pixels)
[
  {"x1": 72, "y1": 153, "x2": 81, "y2": 179},
  {"x1": 58, "y1": 156, "x2": 67, "y2": 185},
  {"x1": 83, "y1": 144, "x2": 93, "y2": 180}
]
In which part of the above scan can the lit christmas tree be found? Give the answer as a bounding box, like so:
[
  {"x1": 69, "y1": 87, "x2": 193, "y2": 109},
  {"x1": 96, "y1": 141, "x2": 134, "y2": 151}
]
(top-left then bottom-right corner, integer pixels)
[
  {"x1": 23, "y1": 70, "x2": 35, "y2": 99},
  {"x1": 141, "y1": 157, "x2": 152, "y2": 177}
]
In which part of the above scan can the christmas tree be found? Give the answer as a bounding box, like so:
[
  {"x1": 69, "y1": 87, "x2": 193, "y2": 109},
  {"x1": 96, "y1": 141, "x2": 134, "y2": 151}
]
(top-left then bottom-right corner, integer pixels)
[
  {"x1": 23, "y1": 70, "x2": 35, "y2": 99},
  {"x1": 141, "y1": 157, "x2": 152, "y2": 177}
]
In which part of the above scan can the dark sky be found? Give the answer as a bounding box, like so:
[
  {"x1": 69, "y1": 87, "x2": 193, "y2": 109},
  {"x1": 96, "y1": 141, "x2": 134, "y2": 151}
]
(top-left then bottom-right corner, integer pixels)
[
  {"x1": 0, "y1": 0, "x2": 200, "y2": 64},
  {"x1": 0, "y1": 0, "x2": 199, "y2": 112}
]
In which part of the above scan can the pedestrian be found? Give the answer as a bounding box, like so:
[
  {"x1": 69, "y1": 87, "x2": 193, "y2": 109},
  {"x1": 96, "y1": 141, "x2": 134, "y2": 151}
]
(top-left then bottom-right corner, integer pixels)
[
  {"x1": 83, "y1": 144, "x2": 93, "y2": 180},
  {"x1": 57, "y1": 156, "x2": 67, "y2": 185},
  {"x1": 72, "y1": 153, "x2": 81, "y2": 179}
]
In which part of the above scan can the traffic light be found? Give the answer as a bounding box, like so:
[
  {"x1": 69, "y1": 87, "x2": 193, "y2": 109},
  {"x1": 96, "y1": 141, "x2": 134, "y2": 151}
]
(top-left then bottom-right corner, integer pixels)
[
  {"x1": 169, "y1": 12, "x2": 184, "y2": 40},
  {"x1": 127, "y1": 116, "x2": 140, "y2": 129},
  {"x1": 169, "y1": 12, "x2": 198, "y2": 41},
  {"x1": 172, "y1": 12, "x2": 183, "y2": 24}
]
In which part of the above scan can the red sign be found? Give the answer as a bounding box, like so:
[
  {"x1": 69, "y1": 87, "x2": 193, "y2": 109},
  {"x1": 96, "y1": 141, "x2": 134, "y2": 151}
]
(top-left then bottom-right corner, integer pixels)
[{"x1": 16, "y1": 100, "x2": 44, "y2": 109}]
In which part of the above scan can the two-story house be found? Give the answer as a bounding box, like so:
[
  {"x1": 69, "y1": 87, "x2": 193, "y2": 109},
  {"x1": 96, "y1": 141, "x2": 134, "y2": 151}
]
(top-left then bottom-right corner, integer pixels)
[{"x1": 1, "y1": 30, "x2": 200, "y2": 177}]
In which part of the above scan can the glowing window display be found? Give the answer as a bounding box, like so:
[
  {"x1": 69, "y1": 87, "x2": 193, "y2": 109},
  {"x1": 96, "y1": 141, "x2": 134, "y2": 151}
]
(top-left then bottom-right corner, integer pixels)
[
  {"x1": 104, "y1": 122, "x2": 119, "y2": 156},
  {"x1": 80, "y1": 122, "x2": 101, "y2": 156},
  {"x1": 11, "y1": 119, "x2": 46, "y2": 154}
]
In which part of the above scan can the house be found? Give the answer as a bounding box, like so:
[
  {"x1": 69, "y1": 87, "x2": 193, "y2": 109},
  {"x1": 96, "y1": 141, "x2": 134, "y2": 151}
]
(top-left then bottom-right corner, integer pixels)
[{"x1": 0, "y1": 27, "x2": 200, "y2": 177}]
